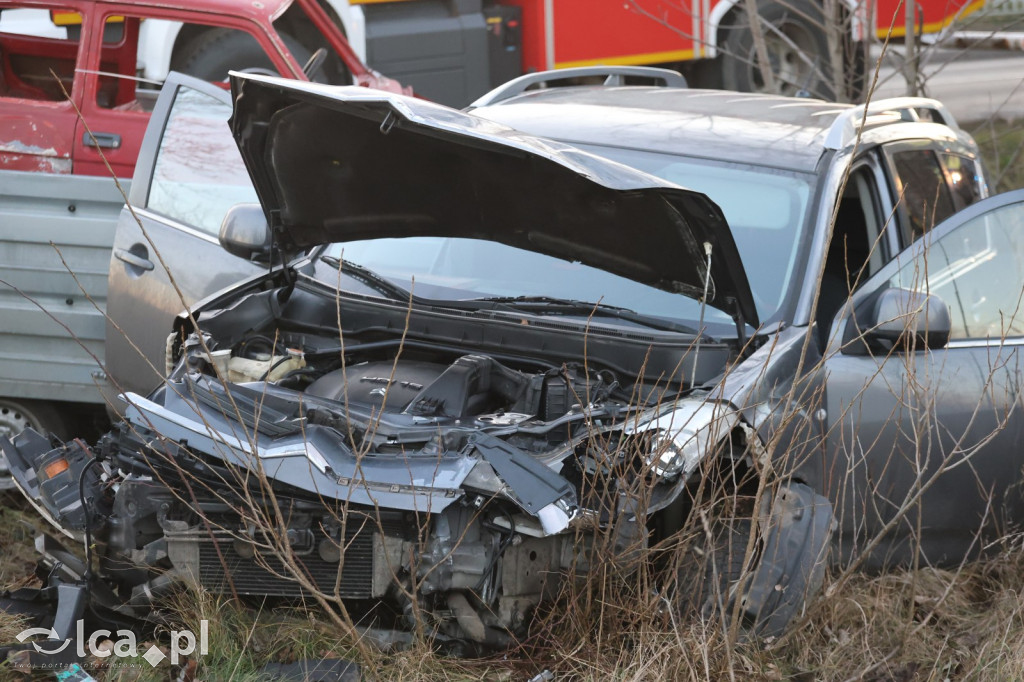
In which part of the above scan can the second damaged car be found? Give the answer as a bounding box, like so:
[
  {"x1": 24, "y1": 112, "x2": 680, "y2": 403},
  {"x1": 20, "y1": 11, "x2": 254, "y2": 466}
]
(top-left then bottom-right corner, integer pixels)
[{"x1": 1, "y1": 73, "x2": 833, "y2": 648}]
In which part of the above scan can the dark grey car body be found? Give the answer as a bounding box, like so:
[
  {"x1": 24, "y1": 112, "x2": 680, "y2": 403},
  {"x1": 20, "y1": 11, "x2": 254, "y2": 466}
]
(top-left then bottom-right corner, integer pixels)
[
  {"x1": 4, "y1": 69, "x2": 1023, "y2": 654},
  {"x1": 470, "y1": 79, "x2": 1022, "y2": 567},
  {"x1": 1, "y1": 73, "x2": 841, "y2": 649}
]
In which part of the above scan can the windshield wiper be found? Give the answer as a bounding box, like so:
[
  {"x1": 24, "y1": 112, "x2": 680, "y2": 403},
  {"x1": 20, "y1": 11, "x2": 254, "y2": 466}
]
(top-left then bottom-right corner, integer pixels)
[
  {"x1": 320, "y1": 255, "x2": 416, "y2": 303},
  {"x1": 316, "y1": 262, "x2": 700, "y2": 335},
  {"x1": 468, "y1": 295, "x2": 700, "y2": 335}
]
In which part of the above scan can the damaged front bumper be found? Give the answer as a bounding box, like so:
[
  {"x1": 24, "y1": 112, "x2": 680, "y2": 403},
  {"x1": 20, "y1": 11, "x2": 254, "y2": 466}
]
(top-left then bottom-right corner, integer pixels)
[
  {"x1": 0, "y1": 412, "x2": 585, "y2": 648},
  {"x1": 1, "y1": 408, "x2": 833, "y2": 648}
]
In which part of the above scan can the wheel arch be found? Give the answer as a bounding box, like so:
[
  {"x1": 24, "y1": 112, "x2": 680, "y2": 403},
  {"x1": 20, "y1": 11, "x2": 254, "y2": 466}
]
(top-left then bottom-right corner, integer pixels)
[
  {"x1": 166, "y1": 2, "x2": 365, "y2": 75},
  {"x1": 704, "y1": 0, "x2": 865, "y2": 58},
  {"x1": 138, "y1": 19, "x2": 184, "y2": 82},
  {"x1": 320, "y1": 0, "x2": 366, "y2": 60}
]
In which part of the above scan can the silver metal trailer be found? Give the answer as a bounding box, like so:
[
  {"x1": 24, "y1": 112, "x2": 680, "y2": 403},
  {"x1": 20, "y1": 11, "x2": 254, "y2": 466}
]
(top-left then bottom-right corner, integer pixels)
[{"x1": 0, "y1": 169, "x2": 128, "y2": 441}]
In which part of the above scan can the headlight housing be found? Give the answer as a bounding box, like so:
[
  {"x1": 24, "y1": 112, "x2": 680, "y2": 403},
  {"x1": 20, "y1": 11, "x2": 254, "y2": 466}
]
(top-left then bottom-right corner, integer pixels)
[{"x1": 626, "y1": 400, "x2": 740, "y2": 480}]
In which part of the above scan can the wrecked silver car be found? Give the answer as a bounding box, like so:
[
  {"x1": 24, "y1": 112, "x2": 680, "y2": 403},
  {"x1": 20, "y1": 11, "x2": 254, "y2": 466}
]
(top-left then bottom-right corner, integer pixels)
[{"x1": 1, "y1": 73, "x2": 833, "y2": 648}]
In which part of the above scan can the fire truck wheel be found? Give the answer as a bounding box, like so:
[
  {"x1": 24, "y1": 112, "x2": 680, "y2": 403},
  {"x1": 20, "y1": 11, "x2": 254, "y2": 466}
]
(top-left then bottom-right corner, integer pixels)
[
  {"x1": 720, "y1": 0, "x2": 842, "y2": 100},
  {"x1": 174, "y1": 29, "x2": 312, "y2": 83}
]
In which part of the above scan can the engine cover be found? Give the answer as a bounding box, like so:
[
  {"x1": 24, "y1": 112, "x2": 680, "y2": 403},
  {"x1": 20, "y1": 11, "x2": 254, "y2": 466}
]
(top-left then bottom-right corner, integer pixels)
[{"x1": 306, "y1": 360, "x2": 447, "y2": 412}]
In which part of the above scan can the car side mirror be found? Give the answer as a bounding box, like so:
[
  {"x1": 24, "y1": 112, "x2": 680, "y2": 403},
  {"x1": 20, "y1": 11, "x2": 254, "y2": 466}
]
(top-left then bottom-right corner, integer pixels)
[
  {"x1": 862, "y1": 287, "x2": 951, "y2": 351},
  {"x1": 219, "y1": 204, "x2": 271, "y2": 263}
]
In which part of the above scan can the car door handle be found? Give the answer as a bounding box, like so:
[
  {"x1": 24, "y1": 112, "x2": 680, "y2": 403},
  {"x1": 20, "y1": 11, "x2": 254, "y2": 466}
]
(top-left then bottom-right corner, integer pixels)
[
  {"x1": 83, "y1": 131, "x2": 121, "y2": 149},
  {"x1": 114, "y1": 248, "x2": 154, "y2": 272}
]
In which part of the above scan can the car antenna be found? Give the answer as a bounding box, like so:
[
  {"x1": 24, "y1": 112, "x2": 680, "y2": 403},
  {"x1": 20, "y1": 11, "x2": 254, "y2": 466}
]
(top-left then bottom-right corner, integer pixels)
[{"x1": 691, "y1": 241, "x2": 713, "y2": 388}]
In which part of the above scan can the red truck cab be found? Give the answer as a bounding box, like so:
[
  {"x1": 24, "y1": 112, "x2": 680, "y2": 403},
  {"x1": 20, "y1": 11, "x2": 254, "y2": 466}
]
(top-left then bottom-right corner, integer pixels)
[{"x1": 0, "y1": 0, "x2": 404, "y2": 177}]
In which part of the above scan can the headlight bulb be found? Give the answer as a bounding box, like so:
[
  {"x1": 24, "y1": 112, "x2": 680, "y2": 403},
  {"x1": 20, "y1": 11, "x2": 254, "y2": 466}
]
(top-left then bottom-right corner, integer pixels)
[
  {"x1": 650, "y1": 434, "x2": 688, "y2": 478},
  {"x1": 627, "y1": 400, "x2": 741, "y2": 481}
]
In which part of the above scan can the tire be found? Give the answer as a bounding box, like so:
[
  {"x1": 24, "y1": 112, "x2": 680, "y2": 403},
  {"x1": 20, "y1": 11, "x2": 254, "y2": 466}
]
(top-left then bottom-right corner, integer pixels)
[
  {"x1": 684, "y1": 55, "x2": 725, "y2": 90},
  {"x1": 0, "y1": 399, "x2": 70, "y2": 441},
  {"x1": 172, "y1": 29, "x2": 312, "y2": 83},
  {"x1": 677, "y1": 518, "x2": 754, "y2": 622},
  {"x1": 719, "y1": 0, "x2": 847, "y2": 100}
]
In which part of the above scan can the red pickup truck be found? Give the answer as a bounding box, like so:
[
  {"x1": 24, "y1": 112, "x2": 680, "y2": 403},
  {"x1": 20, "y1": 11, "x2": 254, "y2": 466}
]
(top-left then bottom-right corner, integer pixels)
[
  {"x1": 0, "y1": 0, "x2": 405, "y2": 442},
  {"x1": 0, "y1": 0, "x2": 405, "y2": 177}
]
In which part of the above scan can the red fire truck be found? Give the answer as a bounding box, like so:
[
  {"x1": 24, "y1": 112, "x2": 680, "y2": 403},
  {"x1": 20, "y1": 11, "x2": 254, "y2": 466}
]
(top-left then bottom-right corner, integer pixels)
[
  {"x1": 2, "y1": 0, "x2": 981, "y2": 113},
  {"x1": 337, "y1": 0, "x2": 979, "y2": 104}
]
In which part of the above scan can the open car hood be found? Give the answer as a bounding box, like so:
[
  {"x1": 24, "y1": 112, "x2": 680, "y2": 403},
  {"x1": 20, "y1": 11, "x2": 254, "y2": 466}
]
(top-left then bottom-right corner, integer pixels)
[{"x1": 229, "y1": 73, "x2": 759, "y2": 327}]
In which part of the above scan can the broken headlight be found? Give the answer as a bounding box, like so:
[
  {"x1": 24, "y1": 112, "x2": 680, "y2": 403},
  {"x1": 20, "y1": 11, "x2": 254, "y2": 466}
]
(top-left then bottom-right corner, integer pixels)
[{"x1": 627, "y1": 400, "x2": 740, "y2": 479}]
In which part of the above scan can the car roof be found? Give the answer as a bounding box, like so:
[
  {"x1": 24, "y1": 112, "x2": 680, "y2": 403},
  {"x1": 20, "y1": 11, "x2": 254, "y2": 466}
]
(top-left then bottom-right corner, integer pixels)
[{"x1": 471, "y1": 87, "x2": 857, "y2": 174}]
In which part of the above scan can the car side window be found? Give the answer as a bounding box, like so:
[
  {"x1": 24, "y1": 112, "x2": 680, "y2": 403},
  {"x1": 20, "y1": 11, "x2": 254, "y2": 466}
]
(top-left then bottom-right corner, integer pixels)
[
  {"x1": 0, "y1": 5, "x2": 81, "y2": 101},
  {"x1": 96, "y1": 16, "x2": 288, "y2": 113},
  {"x1": 95, "y1": 14, "x2": 142, "y2": 110},
  {"x1": 888, "y1": 146, "x2": 957, "y2": 244},
  {"x1": 829, "y1": 167, "x2": 889, "y2": 285},
  {"x1": 816, "y1": 166, "x2": 889, "y2": 346},
  {"x1": 890, "y1": 201, "x2": 1024, "y2": 341},
  {"x1": 941, "y1": 152, "x2": 985, "y2": 211},
  {"x1": 146, "y1": 85, "x2": 258, "y2": 237}
]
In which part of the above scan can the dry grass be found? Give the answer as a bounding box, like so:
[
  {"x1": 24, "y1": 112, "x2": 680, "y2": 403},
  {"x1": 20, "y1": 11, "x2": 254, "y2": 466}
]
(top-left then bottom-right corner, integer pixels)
[
  {"x1": 772, "y1": 539, "x2": 1024, "y2": 681},
  {"x1": 9, "y1": 520, "x2": 1024, "y2": 681},
  {"x1": 0, "y1": 493, "x2": 51, "y2": 589},
  {"x1": 973, "y1": 119, "x2": 1024, "y2": 194}
]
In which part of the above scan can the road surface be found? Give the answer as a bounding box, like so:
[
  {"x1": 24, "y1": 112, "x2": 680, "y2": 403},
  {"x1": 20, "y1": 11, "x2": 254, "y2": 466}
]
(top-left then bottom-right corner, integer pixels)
[{"x1": 869, "y1": 42, "x2": 1024, "y2": 123}]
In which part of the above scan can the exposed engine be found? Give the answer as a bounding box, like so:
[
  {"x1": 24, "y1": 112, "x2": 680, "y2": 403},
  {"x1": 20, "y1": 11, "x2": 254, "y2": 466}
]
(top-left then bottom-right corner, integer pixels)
[
  {"x1": 5, "y1": 307, "x2": 677, "y2": 646},
  {"x1": 0, "y1": 282, "x2": 830, "y2": 648}
]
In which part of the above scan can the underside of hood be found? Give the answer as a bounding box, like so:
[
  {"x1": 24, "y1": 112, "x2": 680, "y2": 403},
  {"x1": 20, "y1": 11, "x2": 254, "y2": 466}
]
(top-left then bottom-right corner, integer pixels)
[{"x1": 228, "y1": 73, "x2": 758, "y2": 327}]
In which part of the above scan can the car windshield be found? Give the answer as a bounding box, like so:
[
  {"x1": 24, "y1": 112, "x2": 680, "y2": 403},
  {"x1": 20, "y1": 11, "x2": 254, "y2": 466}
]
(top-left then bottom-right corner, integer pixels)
[
  {"x1": 319, "y1": 237, "x2": 735, "y2": 331},
  {"x1": 574, "y1": 145, "x2": 814, "y2": 321}
]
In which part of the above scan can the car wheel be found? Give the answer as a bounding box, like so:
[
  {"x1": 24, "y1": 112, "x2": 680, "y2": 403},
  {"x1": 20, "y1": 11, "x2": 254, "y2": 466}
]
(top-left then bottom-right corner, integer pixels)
[
  {"x1": 173, "y1": 29, "x2": 313, "y2": 83},
  {"x1": 677, "y1": 517, "x2": 754, "y2": 621},
  {"x1": 720, "y1": 0, "x2": 842, "y2": 100},
  {"x1": 0, "y1": 399, "x2": 69, "y2": 441}
]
